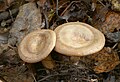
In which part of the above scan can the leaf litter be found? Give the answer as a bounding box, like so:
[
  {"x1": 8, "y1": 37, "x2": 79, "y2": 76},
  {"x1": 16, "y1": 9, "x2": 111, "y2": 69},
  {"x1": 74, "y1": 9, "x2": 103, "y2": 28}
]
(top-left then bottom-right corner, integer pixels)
[{"x1": 0, "y1": 0, "x2": 120, "y2": 82}]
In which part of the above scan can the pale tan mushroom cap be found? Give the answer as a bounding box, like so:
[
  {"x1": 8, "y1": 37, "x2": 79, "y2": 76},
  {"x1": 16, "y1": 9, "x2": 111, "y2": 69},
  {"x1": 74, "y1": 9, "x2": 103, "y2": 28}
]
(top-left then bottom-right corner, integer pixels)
[
  {"x1": 54, "y1": 22, "x2": 105, "y2": 56},
  {"x1": 18, "y1": 29, "x2": 56, "y2": 63}
]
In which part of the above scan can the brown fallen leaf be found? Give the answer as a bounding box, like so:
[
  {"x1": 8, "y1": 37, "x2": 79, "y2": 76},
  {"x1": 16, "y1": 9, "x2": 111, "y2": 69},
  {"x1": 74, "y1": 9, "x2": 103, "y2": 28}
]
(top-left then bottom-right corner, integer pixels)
[
  {"x1": 0, "y1": 1, "x2": 8, "y2": 12},
  {"x1": 79, "y1": 47, "x2": 120, "y2": 73},
  {"x1": 93, "y1": 6, "x2": 120, "y2": 34},
  {"x1": 6, "y1": 0, "x2": 14, "y2": 6}
]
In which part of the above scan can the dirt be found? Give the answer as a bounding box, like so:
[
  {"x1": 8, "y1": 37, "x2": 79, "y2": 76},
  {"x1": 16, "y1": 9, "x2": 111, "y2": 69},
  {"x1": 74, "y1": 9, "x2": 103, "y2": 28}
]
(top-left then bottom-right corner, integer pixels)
[{"x1": 0, "y1": 0, "x2": 120, "y2": 82}]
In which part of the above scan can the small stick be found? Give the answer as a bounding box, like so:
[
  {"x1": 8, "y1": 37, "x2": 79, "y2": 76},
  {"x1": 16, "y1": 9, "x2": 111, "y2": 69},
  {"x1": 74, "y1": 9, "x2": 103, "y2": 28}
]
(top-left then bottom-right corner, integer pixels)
[
  {"x1": 38, "y1": 73, "x2": 68, "y2": 82},
  {"x1": 112, "y1": 43, "x2": 118, "y2": 49},
  {"x1": 8, "y1": 9, "x2": 14, "y2": 22},
  {"x1": 0, "y1": 8, "x2": 18, "y2": 21}
]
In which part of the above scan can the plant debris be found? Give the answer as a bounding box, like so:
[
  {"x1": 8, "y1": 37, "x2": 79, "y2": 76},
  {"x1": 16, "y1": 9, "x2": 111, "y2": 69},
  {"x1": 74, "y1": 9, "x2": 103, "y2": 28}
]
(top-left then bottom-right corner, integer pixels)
[
  {"x1": 8, "y1": 2, "x2": 42, "y2": 46},
  {"x1": 106, "y1": 31, "x2": 120, "y2": 43},
  {"x1": 0, "y1": 0, "x2": 120, "y2": 82},
  {"x1": 93, "y1": 9, "x2": 120, "y2": 34}
]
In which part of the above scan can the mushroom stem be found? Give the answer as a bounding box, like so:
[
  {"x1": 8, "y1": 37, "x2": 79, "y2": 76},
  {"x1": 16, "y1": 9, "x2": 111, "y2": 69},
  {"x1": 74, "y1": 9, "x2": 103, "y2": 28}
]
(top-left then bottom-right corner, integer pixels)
[
  {"x1": 70, "y1": 56, "x2": 80, "y2": 65},
  {"x1": 41, "y1": 54, "x2": 55, "y2": 69}
]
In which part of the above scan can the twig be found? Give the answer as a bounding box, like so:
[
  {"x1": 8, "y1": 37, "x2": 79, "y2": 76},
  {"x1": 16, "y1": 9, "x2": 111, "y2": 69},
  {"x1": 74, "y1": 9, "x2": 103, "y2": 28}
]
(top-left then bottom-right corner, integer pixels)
[
  {"x1": 97, "y1": 0, "x2": 106, "y2": 7},
  {"x1": 60, "y1": 1, "x2": 81, "y2": 16},
  {"x1": 43, "y1": 11, "x2": 49, "y2": 29},
  {"x1": 8, "y1": 9, "x2": 14, "y2": 22},
  {"x1": 0, "y1": 8, "x2": 18, "y2": 21},
  {"x1": 112, "y1": 43, "x2": 118, "y2": 49},
  {"x1": 31, "y1": 73, "x2": 37, "y2": 82},
  {"x1": 56, "y1": 0, "x2": 69, "y2": 21},
  {"x1": 38, "y1": 73, "x2": 68, "y2": 82}
]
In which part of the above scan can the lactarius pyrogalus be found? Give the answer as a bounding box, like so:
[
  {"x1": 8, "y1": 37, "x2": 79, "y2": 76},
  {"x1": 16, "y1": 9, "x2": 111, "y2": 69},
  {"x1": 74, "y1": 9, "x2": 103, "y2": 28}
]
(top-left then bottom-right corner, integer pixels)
[
  {"x1": 18, "y1": 29, "x2": 56, "y2": 69},
  {"x1": 54, "y1": 22, "x2": 105, "y2": 64}
]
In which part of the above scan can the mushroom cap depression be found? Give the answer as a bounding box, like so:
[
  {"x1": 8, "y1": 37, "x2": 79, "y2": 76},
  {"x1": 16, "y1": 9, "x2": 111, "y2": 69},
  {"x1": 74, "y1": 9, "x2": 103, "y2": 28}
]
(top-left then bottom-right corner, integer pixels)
[
  {"x1": 18, "y1": 29, "x2": 56, "y2": 63},
  {"x1": 54, "y1": 22, "x2": 105, "y2": 56}
]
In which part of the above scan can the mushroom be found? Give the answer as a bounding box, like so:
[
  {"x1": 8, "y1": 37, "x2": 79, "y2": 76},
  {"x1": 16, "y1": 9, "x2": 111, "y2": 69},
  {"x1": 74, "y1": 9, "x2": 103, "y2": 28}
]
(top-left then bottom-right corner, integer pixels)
[
  {"x1": 18, "y1": 29, "x2": 56, "y2": 69},
  {"x1": 54, "y1": 22, "x2": 105, "y2": 64}
]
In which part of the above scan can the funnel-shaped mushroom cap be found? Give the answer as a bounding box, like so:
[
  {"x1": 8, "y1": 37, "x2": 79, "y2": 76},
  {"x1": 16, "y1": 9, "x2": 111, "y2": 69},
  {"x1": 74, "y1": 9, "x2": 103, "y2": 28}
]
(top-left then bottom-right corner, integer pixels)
[
  {"x1": 18, "y1": 29, "x2": 56, "y2": 63},
  {"x1": 54, "y1": 22, "x2": 105, "y2": 56}
]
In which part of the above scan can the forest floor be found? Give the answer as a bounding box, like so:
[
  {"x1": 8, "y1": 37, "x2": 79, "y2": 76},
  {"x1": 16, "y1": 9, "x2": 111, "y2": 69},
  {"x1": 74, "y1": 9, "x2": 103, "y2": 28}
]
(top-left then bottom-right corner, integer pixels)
[{"x1": 0, "y1": 0, "x2": 120, "y2": 82}]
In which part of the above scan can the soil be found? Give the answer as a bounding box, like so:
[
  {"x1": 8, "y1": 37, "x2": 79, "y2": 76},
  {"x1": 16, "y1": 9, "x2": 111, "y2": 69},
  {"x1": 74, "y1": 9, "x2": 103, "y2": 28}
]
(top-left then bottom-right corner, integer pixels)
[{"x1": 0, "y1": 0, "x2": 120, "y2": 82}]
